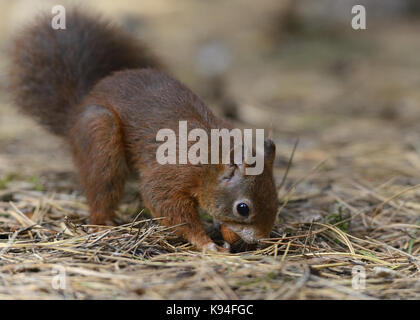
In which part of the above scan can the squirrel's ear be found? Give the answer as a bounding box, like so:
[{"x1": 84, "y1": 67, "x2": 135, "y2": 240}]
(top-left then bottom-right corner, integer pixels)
[{"x1": 264, "y1": 138, "x2": 276, "y2": 166}]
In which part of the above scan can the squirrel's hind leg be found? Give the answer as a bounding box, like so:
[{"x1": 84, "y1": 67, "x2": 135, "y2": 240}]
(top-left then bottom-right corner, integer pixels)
[{"x1": 69, "y1": 104, "x2": 128, "y2": 226}]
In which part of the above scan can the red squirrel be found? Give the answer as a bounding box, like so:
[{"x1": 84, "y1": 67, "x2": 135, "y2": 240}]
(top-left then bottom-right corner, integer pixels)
[{"x1": 9, "y1": 10, "x2": 279, "y2": 252}]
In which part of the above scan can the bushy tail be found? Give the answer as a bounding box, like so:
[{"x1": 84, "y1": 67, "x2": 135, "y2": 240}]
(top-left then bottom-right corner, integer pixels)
[{"x1": 9, "y1": 9, "x2": 160, "y2": 135}]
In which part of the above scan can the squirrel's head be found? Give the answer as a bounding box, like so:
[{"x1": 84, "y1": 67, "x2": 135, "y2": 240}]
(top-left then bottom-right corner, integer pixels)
[{"x1": 199, "y1": 138, "x2": 279, "y2": 244}]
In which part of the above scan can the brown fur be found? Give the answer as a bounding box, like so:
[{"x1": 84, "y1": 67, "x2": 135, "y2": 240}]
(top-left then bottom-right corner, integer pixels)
[{"x1": 9, "y1": 10, "x2": 279, "y2": 251}]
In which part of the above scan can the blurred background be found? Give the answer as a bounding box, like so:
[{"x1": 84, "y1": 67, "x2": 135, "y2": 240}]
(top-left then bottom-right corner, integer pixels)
[{"x1": 1, "y1": 0, "x2": 420, "y2": 203}]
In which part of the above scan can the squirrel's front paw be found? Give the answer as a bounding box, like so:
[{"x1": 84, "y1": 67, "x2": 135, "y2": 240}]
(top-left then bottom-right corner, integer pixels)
[{"x1": 202, "y1": 242, "x2": 230, "y2": 253}]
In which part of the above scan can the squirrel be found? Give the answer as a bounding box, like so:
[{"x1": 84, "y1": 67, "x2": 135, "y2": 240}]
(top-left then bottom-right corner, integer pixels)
[{"x1": 9, "y1": 9, "x2": 279, "y2": 252}]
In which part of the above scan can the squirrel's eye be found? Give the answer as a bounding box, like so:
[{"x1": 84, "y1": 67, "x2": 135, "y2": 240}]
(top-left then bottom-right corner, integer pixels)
[{"x1": 236, "y1": 203, "x2": 249, "y2": 217}]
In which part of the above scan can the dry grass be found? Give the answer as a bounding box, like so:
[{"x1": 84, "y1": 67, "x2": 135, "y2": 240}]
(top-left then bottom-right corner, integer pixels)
[
  {"x1": 0, "y1": 156, "x2": 419, "y2": 299},
  {"x1": 1, "y1": 0, "x2": 420, "y2": 300}
]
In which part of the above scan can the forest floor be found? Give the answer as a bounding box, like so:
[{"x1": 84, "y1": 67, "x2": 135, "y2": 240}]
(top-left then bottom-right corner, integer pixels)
[{"x1": 0, "y1": 0, "x2": 419, "y2": 299}]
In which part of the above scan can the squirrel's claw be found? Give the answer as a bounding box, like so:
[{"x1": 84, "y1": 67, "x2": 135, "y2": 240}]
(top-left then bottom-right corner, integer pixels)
[{"x1": 202, "y1": 242, "x2": 230, "y2": 253}]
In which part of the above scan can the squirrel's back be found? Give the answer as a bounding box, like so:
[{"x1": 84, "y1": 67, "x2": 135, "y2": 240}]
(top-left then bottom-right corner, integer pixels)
[{"x1": 9, "y1": 9, "x2": 160, "y2": 135}]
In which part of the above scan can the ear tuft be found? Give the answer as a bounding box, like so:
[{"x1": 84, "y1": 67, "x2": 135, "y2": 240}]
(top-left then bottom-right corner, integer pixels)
[{"x1": 264, "y1": 138, "x2": 276, "y2": 165}]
